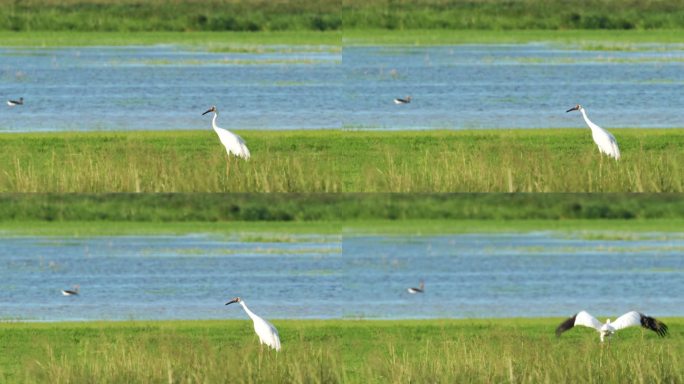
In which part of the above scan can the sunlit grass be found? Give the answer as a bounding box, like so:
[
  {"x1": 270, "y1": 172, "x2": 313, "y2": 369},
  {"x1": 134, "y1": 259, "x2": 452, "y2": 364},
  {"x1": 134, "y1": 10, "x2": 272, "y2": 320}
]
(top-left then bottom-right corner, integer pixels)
[
  {"x1": 0, "y1": 129, "x2": 682, "y2": 193},
  {"x1": 1, "y1": 319, "x2": 682, "y2": 383},
  {"x1": 0, "y1": 129, "x2": 684, "y2": 193}
]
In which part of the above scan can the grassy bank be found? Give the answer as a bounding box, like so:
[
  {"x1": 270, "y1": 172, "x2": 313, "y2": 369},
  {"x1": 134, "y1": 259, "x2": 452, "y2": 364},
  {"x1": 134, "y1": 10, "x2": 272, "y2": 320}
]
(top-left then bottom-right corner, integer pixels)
[
  {"x1": 0, "y1": 130, "x2": 682, "y2": 193},
  {"x1": 1, "y1": 219, "x2": 684, "y2": 237},
  {"x1": 2, "y1": 29, "x2": 683, "y2": 47},
  {"x1": 1, "y1": 319, "x2": 682, "y2": 383},
  {"x1": 0, "y1": 0, "x2": 341, "y2": 32},
  {"x1": 2, "y1": 0, "x2": 684, "y2": 33},
  {"x1": 0, "y1": 30, "x2": 341, "y2": 47},
  {"x1": 2, "y1": 193, "x2": 684, "y2": 222},
  {"x1": 343, "y1": 28, "x2": 684, "y2": 46},
  {"x1": 343, "y1": 0, "x2": 684, "y2": 30}
]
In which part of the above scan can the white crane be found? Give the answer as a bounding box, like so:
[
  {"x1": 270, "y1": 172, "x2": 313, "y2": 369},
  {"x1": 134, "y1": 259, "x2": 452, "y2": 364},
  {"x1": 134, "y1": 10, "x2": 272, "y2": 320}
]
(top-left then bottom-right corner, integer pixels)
[
  {"x1": 566, "y1": 104, "x2": 621, "y2": 160},
  {"x1": 394, "y1": 96, "x2": 411, "y2": 105},
  {"x1": 7, "y1": 97, "x2": 23, "y2": 107},
  {"x1": 407, "y1": 280, "x2": 424, "y2": 294},
  {"x1": 556, "y1": 310, "x2": 668, "y2": 342},
  {"x1": 226, "y1": 297, "x2": 281, "y2": 351},
  {"x1": 202, "y1": 106, "x2": 250, "y2": 159},
  {"x1": 61, "y1": 285, "x2": 79, "y2": 296}
]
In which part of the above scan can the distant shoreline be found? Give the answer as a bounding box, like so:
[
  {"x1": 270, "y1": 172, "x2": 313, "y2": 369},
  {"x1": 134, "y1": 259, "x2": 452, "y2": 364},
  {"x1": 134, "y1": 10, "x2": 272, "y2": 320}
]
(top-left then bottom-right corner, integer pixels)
[{"x1": 1, "y1": 29, "x2": 683, "y2": 47}]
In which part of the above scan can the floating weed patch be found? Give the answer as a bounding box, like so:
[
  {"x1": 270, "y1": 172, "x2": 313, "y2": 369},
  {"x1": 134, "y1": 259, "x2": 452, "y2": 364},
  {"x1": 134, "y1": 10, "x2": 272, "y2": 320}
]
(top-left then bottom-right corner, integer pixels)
[
  {"x1": 237, "y1": 233, "x2": 341, "y2": 244},
  {"x1": 132, "y1": 58, "x2": 336, "y2": 66},
  {"x1": 206, "y1": 44, "x2": 341, "y2": 54},
  {"x1": 575, "y1": 43, "x2": 684, "y2": 52}
]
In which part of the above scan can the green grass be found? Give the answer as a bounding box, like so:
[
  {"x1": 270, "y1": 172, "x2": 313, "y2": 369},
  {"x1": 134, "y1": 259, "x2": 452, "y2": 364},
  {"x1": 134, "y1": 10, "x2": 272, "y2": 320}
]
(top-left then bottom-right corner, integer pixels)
[
  {"x1": 0, "y1": 30, "x2": 341, "y2": 47},
  {"x1": 3, "y1": 0, "x2": 684, "y2": 33},
  {"x1": 5, "y1": 193, "x2": 684, "y2": 221},
  {"x1": 1, "y1": 29, "x2": 683, "y2": 47},
  {"x1": 1, "y1": 319, "x2": 682, "y2": 383},
  {"x1": 343, "y1": 0, "x2": 684, "y2": 30},
  {"x1": 0, "y1": 0, "x2": 341, "y2": 32},
  {"x1": 1, "y1": 219, "x2": 684, "y2": 237},
  {"x1": 0, "y1": 130, "x2": 682, "y2": 193},
  {"x1": 343, "y1": 28, "x2": 684, "y2": 46}
]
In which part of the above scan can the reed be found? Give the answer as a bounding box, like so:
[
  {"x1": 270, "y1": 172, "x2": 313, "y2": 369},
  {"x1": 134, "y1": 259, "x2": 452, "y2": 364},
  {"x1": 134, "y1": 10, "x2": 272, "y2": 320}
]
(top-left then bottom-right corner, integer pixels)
[
  {"x1": 2, "y1": 319, "x2": 682, "y2": 383},
  {"x1": 0, "y1": 129, "x2": 681, "y2": 193}
]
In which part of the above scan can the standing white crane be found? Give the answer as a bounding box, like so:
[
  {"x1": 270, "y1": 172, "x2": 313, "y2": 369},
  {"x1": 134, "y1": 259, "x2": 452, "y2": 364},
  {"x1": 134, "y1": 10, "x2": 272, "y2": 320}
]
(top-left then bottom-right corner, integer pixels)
[
  {"x1": 226, "y1": 297, "x2": 281, "y2": 351},
  {"x1": 566, "y1": 104, "x2": 621, "y2": 160},
  {"x1": 556, "y1": 310, "x2": 668, "y2": 342},
  {"x1": 202, "y1": 106, "x2": 250, "y2": 159}
]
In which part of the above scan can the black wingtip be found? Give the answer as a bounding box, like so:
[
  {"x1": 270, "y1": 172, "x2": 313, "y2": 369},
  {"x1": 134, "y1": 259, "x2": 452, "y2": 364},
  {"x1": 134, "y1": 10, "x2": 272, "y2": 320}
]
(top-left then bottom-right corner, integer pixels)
[
  {"x1": 556, "y1": 313, "x2": 578, "y2": 337},
  {"x1": 640, "y1": 313, "x2": 668, "y2": 337}
]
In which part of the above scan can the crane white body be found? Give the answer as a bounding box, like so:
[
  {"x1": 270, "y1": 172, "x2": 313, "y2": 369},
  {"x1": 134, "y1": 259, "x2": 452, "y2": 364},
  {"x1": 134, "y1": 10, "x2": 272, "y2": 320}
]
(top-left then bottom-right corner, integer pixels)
[
  {"x1": 203, "y1": 106, "x2": 250, "y2": 159},
  {"x1": 567, "y1": 104, "x2": 620, "y2": 160},
  {"x1": 556, "y1": 310, "x2": 668, "y2": 342},
  {"x1": 226, "y1": 297, "x2": 281, "y2": 351}
]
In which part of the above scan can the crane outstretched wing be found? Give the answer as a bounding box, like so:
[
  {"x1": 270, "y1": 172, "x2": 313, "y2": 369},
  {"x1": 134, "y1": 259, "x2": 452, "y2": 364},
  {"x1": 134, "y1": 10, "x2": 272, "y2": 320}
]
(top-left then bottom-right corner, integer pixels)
[
  {"x1": 556, "y1": 310, "x2": 602, "y2": 336},
  {"x1": 612, "y1": 311, "x2": 668, "y2": 337}
]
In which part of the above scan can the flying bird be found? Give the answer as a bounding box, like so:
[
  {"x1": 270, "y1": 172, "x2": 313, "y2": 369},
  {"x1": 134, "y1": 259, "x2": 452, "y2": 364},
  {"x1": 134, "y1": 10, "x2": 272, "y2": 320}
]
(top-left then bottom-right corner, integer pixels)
[
  {"x1": 556, "y1": 310, "x2": 668, "y2": 342},
  {"x1": 394, "y1": 96, "x2": 412, "y2": 105},
  {"x1": 7, "y1": 97, "x2": 23, "y2": 107},
  {"x1": 226, "y1": 297, "x2": 281, "y2": 351},
  {"x1": 407, "y1": 280, "x2": 425, "y2": 294},
  {"x1": 566, "y1": 104, "x2": 621, "y2": 160},
  {"x1": 202, "y1": 106, "x2": 251, "y2": 159},
  {"x1": 61, "y1": 285, "x2": 79, "y2": 296}
]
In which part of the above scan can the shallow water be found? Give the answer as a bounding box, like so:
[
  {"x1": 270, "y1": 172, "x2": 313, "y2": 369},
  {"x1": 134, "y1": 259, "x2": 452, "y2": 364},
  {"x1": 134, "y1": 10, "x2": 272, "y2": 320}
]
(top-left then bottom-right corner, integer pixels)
[
  {"x1": 0, "y1": 45, "x2": 342, "y2": 131},
  {"x1": 0, "y1": 232, "x2": 682, "y2": 321},
  {"x1": 343, "y1": 45, "x2": 684, "y2": 129},
  {"x1": 2, "y1": 44, "x2": 683, "y2": 131}
]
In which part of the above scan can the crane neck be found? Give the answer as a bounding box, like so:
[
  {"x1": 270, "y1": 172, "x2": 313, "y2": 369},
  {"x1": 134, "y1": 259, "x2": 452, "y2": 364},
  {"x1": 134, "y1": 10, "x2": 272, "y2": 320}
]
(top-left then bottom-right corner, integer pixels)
[
  {"x1": 239, "y1": 301, "x2": 258, "y2": 320},
  {"x1": 579, "y1": 109, "x2": 594, "y2": 130},
  {"x1": 211, "y1": 112, "x2": 219, "y2": 131}
]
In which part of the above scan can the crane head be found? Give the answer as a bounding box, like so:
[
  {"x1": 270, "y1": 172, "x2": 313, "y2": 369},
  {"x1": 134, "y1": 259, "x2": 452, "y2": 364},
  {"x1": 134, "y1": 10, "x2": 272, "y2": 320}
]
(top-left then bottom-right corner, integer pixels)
[
  {"x1": 566, "y1": 104, "x2": 582, "y2": 113},
  {"x1": 202, "y1": 106, "x2": 217, "y2": 115},
  {"x1": 225, "y1": 297, "x2": 241, "y2": 305}
]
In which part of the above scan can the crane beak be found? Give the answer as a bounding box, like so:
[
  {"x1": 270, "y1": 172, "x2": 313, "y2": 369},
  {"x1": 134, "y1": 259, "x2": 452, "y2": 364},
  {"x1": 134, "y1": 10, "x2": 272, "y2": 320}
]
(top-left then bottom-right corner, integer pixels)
[
  {"x1": 202, "y1": 109, "x2": 213, "y2": 115},
  {"x1": 225, "y1": 298, "x2": 239, "y2": 305},
  {"x1": 566, "y1": 106, "x2": 578, "y2": 112}
]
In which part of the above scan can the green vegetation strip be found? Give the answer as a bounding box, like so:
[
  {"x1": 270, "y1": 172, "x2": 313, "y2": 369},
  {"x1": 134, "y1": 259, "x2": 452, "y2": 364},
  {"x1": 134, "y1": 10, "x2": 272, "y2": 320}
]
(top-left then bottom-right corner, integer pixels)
[
  {"x1": 1, "y1": 319, "x2": 682, "y2": 382},
  {"x1": 0, "y1": 130, "x2": 682, "y2": 193},
  {"x1": 4, "y1": 193, "x2": 684, "y2": 221},
  {"x1": 1, "y1": 29, "x2": 683, "y2": 47},
  {"x1": 1, "y1": 219, "x2": 683, "y2": 238},
  {"x1": 0, "y1": 31, "x2": 341, "y2": 47},
  {"x1": 2, "y1": 0, "x2": 684, "y2": 33},
  {"x1": 343, "y1": 29, "x2": 684, "y2": 46}
]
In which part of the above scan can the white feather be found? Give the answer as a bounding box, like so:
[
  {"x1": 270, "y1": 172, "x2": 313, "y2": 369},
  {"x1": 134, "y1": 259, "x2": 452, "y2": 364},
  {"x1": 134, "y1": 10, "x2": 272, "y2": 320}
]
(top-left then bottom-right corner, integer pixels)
[
  {"x1": 239, "y1": 300, "x2": 281, "y2": 351},
  {"x1": 207, "y1": 107, "x2": 250, "y2": 159},
  {"x1": 579, "y1": 107, "x2": 621, "y2": 160},
  {"x1": 610, "y1": 311, "x2": 643, "y2": 331},
  {"x1": 573, "y1": 310, "x2": 603, "y2": 331},
  {"x1": 214, "y1": 125, "x2": 251, "y2": 159}
]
